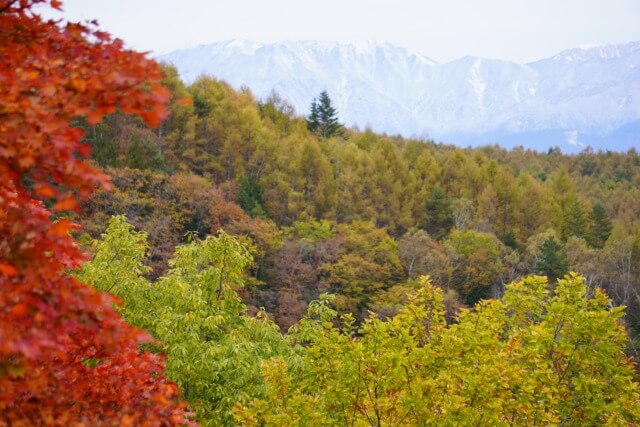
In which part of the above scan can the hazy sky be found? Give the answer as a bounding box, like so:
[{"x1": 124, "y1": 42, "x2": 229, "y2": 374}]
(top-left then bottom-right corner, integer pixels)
[{"x1": 44, "y1": 0, "x2": 640, "y2": 63}]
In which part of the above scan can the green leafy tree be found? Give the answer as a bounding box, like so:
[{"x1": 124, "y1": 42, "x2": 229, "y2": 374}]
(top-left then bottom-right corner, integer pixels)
[
  {"x1": 237, "y1": 275, "x2": 640, "y2": 426},
  {"x1": 82, "y1": 115, "x2": 120, "y2": 167},
  {"x1": 79, "y1": 216, "x2": 293, "y2": 426},
  {"x1": 125, "y1": 126, "x2": 169, "y2": 172},
  {"x1": 283, "y1": 217, "x2": 334, "y2": 242},
  {"x1": 445, "y1": 230, "x2": 504, "y2": 304}
]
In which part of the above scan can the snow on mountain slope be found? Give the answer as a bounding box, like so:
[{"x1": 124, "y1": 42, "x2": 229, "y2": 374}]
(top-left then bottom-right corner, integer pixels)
[{"x1": 157, "y1": 40, "x2": 640, "y2": 151}]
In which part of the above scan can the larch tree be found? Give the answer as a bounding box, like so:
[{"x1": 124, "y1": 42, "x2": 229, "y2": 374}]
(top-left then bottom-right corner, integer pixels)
[{"x1": 0, "y1": 0, "x2": 191, "y2": 424}]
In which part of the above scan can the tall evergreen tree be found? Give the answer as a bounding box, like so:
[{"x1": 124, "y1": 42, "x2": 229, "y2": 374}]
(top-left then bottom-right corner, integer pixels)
[
  {"x1": 537, "y1": 236, "x2": 568, "y2": 283},
  {"x1": 306, "y1": 97, "x2": 319, "y2": 134},
  {"x1": 424, "y1": 187, "x2": 454, "y2": 240},
  {"x1": 587, "y1": 203, "x2": 613, "y2": 249},
  {"x1": 237, "y1": 174, "x2": 267, "y2": 217},
  {"x1": 307, "y1": 91, "x2": 345, "y2": 138}
]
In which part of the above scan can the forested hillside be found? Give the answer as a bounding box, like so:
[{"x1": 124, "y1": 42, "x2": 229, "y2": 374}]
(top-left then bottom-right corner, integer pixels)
[
  {"x1": 80, "y1": 223, "x2": 640, "y2": 425},
  {"x1": 68, "y1": 65, "x2": 640, "y2": 424},
  {"x1": 78, "y1": 65, "x2": 640, "y2": 336},
  {"x1": 4, "y1": 1, "x2": 640, "y2": 425}
]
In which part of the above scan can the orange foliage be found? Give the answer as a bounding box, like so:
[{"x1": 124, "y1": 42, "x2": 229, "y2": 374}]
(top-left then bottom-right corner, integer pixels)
[{"x1": 0, "y1": 0, "x2": 191, "y2": 424}]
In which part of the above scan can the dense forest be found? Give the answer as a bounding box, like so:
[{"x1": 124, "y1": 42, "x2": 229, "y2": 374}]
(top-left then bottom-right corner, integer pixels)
[
  {"x1": 2, "y1": 1, "x2": 640, "y2": 425},
  {"x1": 78, "y1": 66, "x2": 640, "y2": 334},
  {"x1": 75, "y1": 65, "x2": 640, "y2": 425}
]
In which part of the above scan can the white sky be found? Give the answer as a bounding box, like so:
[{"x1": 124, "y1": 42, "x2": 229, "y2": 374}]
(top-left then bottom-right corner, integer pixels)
[{"x1": 43, "y1": 0, "x2": 640, "y2": 64}]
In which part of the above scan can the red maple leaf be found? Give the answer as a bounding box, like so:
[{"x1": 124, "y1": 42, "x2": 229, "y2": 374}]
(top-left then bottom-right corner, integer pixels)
[{"x1": 0, "y1": 1, "x2": 194, "y2": 424}]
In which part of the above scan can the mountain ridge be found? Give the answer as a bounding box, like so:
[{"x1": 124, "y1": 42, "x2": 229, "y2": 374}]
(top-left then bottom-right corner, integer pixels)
[{"x1": 158, "y1": 39, "x2": 640, "y2": 152}]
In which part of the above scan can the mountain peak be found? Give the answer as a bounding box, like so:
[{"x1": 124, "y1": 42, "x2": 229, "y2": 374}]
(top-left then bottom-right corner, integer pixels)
[
  {"x1": 158, "y1": 40, "x2": 640, "y2": 152},
  {"x1": 545, "y1": 41, "x2": 640, "y2": 64}
]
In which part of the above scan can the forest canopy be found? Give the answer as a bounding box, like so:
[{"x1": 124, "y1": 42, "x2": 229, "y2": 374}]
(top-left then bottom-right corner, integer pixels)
[
  {"x1": 81, "y1": 217, "x2": 640, "y2": 425},
  {"x1": 79, "y1": 65, "x2": 640, "y2": 334},
  {"x1": 2, "y1": 1, "x2": 640, "y2": 424},
  {"x1": 72, "y1": 66, "x2": 640, "y2": 424}
]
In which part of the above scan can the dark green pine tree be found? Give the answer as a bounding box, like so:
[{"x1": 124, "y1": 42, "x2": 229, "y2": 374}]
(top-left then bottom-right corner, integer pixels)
[
  {"x1": 306, "y1": 97, "x2": 319, "y2": 134},
  {"x1": 424, "y1": 187, "x2": 454, "y2": 240},
  {"x1": 237, "y1": 174, "x2": 267, "y2": 218},
  {"x1": 537, "y1": 236, "x2": 568, "y2": 283},
  {"x1": 586, "y1": 203, "x2": 613, "y2": 249},
  {"x1": 307, "y1": 91, "x2": 345, "y2": 139}
]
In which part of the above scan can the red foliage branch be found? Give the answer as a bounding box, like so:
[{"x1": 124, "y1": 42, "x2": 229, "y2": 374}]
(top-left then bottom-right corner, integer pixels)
[{"x1": 0, "y1": 1, "x2": 192, "y2": 424}]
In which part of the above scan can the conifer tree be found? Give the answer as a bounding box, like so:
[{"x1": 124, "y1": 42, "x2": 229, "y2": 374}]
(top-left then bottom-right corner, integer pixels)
[
  {"x1": 306, "y1": 97, "x2": 319, "y2": 134},
  {"x1": 587, "y1": 203, "x2": 613, "y2": 249},
  {"x1": 424, "y1": 187, "x2": 454, "y2": 240},
  {"x1": 238, "y1": 174, "x2": 267, "y2": 217},
  {"x1": 307, "y1": 91, "x2": 345, "y2": 138},
  {"x1": 537, "y1": 236, "x2": 568, "y2": 283}
]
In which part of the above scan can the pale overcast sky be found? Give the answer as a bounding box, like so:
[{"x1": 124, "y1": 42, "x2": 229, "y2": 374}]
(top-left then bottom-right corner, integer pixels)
[{"x1": 43, "y1": 0, "x2": 640, "y2": 63}]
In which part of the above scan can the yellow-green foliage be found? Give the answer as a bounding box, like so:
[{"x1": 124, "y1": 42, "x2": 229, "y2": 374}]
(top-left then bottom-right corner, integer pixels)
[
  {"x1": 238, "y1": 275, "x2": 640, "y2": 426},
  {"x1": 82, "y1": 70, "x2": 640, "y2": 328},
  {"x1": 80, "y1": 217, "x2": 640, "y2": 425},
  {"x1": 77, "y1": 68, "x2": 640, "y2": 424},
  {"x1": 78, "y1": 216, "x2": 294, "y2": 426}
]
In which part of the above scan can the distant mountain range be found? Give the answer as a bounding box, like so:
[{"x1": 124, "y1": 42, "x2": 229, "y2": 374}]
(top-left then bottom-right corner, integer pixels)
[{"x1": 158, "y1": 40, "x2": 640, "y2": 152}]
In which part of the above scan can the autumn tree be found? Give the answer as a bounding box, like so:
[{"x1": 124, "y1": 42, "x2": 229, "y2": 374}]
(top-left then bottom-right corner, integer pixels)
[
  {"x1": 565, "y1": 236, "x2": 603, "y2": 292},
  {"x1": 445, "y1": 230, "x2": 504, "y2": 304},
  {"x1": 237, "y1": 275, "x2": 640, "y2": 425},
  {"x1": 320, "y1": 221, "x2": 404, "y2": 317},
  {"x1": 52, "y1": 28, "x2": 640, "y2": 348},
  {"x1": 257, "y1": 90, "x2": 298, "y2": 138},
  {"x1": 397, "y1": 229, "x2": 449, "y2": 283},
  {"x1": 601, "y1": 225, "x2": 640, "y2": 321},
  {"x1": 0, "y1": 1, "x2": 190, "y2": 424},
  {"x1": 265, "y1": 218, "x2": 339, "y2": 329},
  {"x1": 79, "y1": 216, "x2": 293, "y2": 426},
  {"x1": 563, "y1": 198, "x2": 588, "y2": 241},
  {"x1": 297, "y1": 139, "x2": 336, "y2": 218}
]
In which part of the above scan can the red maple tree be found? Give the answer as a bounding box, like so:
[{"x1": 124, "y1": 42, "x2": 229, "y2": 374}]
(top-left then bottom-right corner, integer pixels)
[{"x1": 0, "y1": 0, "x2": 193, "y2": 424}]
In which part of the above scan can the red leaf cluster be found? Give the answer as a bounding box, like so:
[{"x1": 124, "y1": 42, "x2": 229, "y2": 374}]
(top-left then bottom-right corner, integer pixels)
[{"x1": 0, "y1": 1, "x2": 191, "y2": 424}]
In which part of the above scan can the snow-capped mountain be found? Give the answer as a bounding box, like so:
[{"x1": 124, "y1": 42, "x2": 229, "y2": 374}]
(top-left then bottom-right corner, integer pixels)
[{"x1": 158, "y1": 40, "x2": 640, "y2": 152}]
